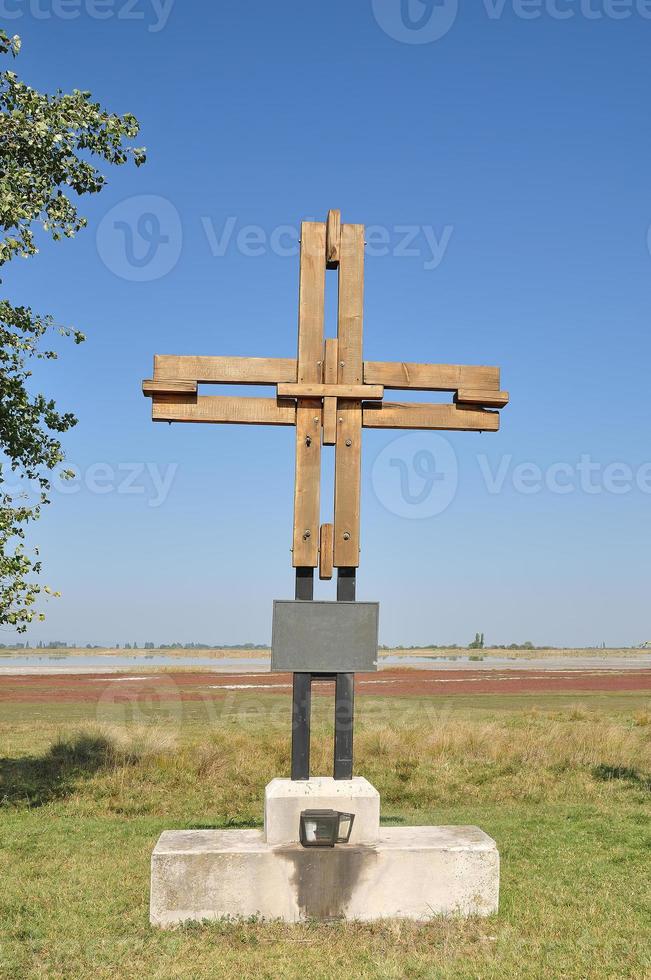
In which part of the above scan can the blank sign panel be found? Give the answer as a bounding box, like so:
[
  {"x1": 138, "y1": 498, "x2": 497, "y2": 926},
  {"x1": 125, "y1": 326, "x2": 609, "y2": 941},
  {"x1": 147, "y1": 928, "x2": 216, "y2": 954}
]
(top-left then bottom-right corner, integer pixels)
[{"x1": 271, "y1": 601, "x2": 379, "y2": 673}]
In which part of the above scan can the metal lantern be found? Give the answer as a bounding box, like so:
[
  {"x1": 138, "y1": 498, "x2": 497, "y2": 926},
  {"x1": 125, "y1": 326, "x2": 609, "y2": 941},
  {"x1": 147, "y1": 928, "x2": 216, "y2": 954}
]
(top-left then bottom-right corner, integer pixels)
[{"x1": 299, "y1": 809, "x2": 355, "y2": 847}]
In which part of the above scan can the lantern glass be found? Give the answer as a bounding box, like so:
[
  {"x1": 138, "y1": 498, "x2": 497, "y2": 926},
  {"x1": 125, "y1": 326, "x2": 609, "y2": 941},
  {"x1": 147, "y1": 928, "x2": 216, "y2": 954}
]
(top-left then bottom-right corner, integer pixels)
[
  {"x1": 335, "y1": 812, "x2": 354, "y2": 844},
  {"x1": 299, "y1": 809, "x2": 356, "y2": 847}
]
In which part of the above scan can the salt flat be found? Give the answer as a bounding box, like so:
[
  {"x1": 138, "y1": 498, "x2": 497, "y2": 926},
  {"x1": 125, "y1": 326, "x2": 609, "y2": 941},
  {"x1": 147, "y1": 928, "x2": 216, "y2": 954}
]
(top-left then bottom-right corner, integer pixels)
[{"x1": 2, "y1": 651, "x2": 651, "y2": 675}]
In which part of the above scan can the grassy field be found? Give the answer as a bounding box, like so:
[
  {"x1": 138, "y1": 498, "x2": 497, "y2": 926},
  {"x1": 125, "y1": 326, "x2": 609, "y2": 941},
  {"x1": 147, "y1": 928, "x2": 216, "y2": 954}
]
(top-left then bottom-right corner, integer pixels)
[{"x1": 0, "y1": 691, "x2": 649, "y2": 979}]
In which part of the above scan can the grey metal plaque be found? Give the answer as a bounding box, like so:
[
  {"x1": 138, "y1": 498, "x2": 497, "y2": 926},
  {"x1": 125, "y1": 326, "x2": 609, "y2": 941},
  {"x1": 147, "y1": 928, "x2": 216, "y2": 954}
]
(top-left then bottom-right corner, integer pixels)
[{"x1": 271, "y1": 600, "x2": 379, "y2": 673}]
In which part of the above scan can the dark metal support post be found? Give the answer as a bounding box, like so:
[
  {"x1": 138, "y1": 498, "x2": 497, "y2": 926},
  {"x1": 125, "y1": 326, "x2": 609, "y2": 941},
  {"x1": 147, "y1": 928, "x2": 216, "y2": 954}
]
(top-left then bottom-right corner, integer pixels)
[
  {"x1": 337, "y1": 567, "x2": 356, "y2": 602},
  {"x1": 334, "y1": 567, "x2": 356, "y2": 779},
  {"x1": 295, "y1": 567, "x2": 314, "y2": 601},
  {"x1": 290, "y1": 567, "x2": 358, "y2": 781},
  {"x1": 334, "y1": 672, "x2": 354, "y2": 779},
  {"x1": 291, "y1": 672, "x2": 311, "y2": 780},
  {"x1": 291, "y1": 568, "x2": 314, "y2": 779}
]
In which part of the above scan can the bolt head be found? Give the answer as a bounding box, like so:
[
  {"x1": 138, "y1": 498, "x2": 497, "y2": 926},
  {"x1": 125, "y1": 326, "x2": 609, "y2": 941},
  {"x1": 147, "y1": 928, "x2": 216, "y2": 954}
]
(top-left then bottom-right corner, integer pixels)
[
  {"x1": 343, "y1": 532, "x2": 351, "y2": 541},
  {"x1": 345, "y1": 438, "x2": 352, "y2": 447}
]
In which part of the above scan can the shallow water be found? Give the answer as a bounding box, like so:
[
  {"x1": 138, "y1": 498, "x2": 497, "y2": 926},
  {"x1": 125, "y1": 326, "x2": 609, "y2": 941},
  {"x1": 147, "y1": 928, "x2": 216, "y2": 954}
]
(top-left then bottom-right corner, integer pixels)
[
  {"x1": 381, "y1": 654, "x2": 515, "y2": 666},
  {"x1": 0, "y1": 651, "x2": 649, "y2": 675},
  {"x1": 0, "y1": 653, "x2": 266, "y2": 671}
]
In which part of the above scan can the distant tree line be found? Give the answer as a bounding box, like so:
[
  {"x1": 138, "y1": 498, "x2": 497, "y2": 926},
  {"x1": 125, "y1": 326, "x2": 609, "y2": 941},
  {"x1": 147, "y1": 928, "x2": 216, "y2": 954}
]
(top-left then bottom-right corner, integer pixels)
[
  {"x1": 137, "y1": 642, "x2": 270, "y2": 650},
  {"x1": 13, "y1": 641, "x2": 278, "y2": 650},
  {"x1": 379, "y1": 637, "x2": 538, "y2": 651},
  {"x1": 0, "y1": 638, "x2": 630, "y2": 652}
]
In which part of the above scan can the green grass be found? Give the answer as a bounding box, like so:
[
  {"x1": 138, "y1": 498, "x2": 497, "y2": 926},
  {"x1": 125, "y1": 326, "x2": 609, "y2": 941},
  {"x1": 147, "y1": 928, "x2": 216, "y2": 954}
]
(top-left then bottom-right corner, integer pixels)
[{"x1": 0, "y1": 692, "x2": 650, "y2": 979}]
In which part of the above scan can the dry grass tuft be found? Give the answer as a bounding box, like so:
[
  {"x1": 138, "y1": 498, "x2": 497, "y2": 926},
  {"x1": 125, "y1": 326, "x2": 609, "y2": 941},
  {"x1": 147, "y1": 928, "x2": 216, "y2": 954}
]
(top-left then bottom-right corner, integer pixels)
[{"x1": 2, "y1": 702, "x2": 649, "y2": 817}]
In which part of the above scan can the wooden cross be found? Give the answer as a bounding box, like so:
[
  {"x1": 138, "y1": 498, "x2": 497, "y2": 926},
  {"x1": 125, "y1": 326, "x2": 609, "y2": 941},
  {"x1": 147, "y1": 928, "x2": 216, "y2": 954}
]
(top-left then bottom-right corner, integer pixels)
[
  {"x1": 143, "y1": 209, "x2": 508, "y2": 581},
  {"x1": 143, "y1": 209, "x2": 508, "y2": 780}
]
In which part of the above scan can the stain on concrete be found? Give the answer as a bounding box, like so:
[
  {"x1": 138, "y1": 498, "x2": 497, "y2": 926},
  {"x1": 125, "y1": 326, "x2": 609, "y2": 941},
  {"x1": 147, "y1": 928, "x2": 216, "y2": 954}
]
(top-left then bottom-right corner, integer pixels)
[{"x1": 277, "y1": 844, "x2": 376, "y2": 920}]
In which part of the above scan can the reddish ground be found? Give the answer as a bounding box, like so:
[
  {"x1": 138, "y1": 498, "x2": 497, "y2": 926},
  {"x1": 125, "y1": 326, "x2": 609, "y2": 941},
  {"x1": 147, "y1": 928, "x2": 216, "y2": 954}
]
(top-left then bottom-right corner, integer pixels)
[{"x1": 1, "y1": 668, "x2": 650, "y2": 704}]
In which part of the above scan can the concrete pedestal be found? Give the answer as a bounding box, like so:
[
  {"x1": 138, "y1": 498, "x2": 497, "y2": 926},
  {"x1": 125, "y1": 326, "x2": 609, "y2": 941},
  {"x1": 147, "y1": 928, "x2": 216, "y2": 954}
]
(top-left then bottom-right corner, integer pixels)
[
  {"x1": 150, "y1": 779, "x2": 500, "y2": 926},
  {"x1": 264, "y1": 777, "x2": 380, "y2": 845}
]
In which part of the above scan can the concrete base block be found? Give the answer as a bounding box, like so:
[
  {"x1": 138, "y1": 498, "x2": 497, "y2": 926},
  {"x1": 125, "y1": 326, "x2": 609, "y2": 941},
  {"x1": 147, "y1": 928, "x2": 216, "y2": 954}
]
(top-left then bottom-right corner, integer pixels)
[
  {"x1": 264, "y1": 777, "x2": 380, "y2": 845},
  {"x1": 150, "y1": 826, "x2": 499, "y2": 926}
]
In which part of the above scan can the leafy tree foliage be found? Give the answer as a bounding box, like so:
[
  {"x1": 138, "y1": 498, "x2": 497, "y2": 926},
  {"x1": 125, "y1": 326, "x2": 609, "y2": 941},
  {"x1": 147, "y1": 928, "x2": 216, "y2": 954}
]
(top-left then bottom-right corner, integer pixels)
[{"x1": 0, "y1": 30, "x2": 145, "y2": 630}]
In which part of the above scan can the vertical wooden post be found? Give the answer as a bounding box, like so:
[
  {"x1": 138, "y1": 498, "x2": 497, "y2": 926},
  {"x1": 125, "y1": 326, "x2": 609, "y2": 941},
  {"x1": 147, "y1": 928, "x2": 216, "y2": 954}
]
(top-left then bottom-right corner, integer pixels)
[
  {"x1": 319, "y1": 523, "x2": 334, "y2": 580},
  {"x1": 322, "y1": 338, "x2": 338, "y2": 446},
  {"x1": 292, "y1": 222, "x2": 326, "y2": 568},
  {"x1": 292, "y1": 222, "x2": 325, "y2": 776},
  {"x1": 326, "y1": 209, "x2": 341, "y2": 269},
  {"x1": 334, "y1": 223, "x2": 364, "y2": 568}
]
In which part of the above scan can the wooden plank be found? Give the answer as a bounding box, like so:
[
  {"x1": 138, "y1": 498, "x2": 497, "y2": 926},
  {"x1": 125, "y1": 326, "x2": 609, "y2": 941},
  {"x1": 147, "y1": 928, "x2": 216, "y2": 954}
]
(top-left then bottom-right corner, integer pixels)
[
  {"x1": 297, "y1": 222, "x2": 326, "y2": 384},
  {"x1": 456, "y1": 388, "x2": 509, "y2": 408},
  {"x1": 143, "y1": 379, "x2": 197, "y2": 396},
  {"x1": 326, "y1": 209, "x2": 341, "y2": 268},
  {"x1": 292, "y1": 402, "x2": 322, "y2": 567},
  {"x1": 151, "y1": 395, "x2": 296, "y2": 425},
  {"x1": 323, "y1": 338, "x2": 338, "y2": 445},
  {"x1": 323, "y1": 338, "x2": 338, "y2": 385},
  {"x1": 319, "y1": 523, "x2": 334, "y2": 580},
  {"x1": 363, "y1": 362, "x2": 500, "y2": 391},
  {"x1": 334, "y1": 401, "x2": 362, "y2": 568},
  {"x1": 154, "y1": 355, "x2": 296, "y2": 385},
  {"x1": 278, "y1": 383, "x2": 383, "y2": 400},
  {"x1": 338, "y1": 224, "x2": 365, "y2": 384},
  {"x1": 293, "y1": 222, "x2": 326, "y2": 567},
  {"x1": 334, "y1": 223, "x2": 365, "y2": 568},
  {"x1": 362, "y1": 402, "x2": 500, "y2": 431},
  {"x1": 322, "y1": 398, "x2": 338, "y2": 445}
]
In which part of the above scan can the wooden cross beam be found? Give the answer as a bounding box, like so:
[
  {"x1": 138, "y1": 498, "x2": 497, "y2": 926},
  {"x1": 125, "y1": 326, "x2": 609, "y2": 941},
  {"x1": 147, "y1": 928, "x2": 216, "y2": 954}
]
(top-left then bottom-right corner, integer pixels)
[{"x1": 143, "y1": 210, "x2": 509, "y2": 579}]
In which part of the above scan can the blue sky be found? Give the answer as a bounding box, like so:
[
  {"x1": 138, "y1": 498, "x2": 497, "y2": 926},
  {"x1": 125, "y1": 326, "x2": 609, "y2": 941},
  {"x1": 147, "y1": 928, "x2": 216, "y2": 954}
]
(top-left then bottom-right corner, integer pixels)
[{"x1": 3, "y1": 0, "x2": 651, "y2": 647}]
